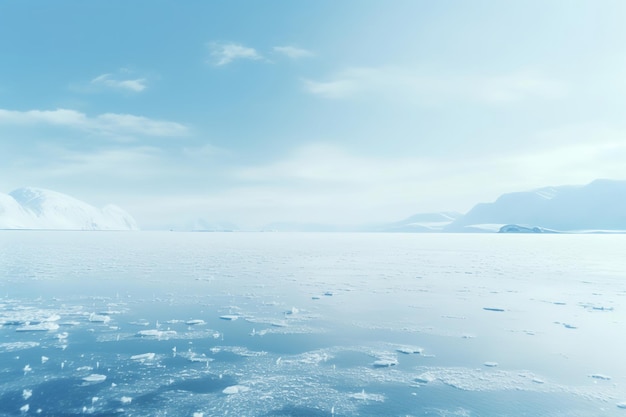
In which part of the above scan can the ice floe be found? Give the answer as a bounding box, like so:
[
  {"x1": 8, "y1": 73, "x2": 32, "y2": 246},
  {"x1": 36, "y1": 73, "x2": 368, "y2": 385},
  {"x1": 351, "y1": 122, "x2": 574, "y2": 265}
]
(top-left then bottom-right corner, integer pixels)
[
  {"x1": 373, "y1": 358, "x2": 398, "y2": 368},
  {"x1": 137, "y1": 329, "x2": 177, "y2": 338},
  {"x1": 130, "y1": 352, "x2": 156, "y2": 361},
  {"x1": 82, "y1": 374, "x2": 107, "y2": 383},
  {"x1": 349, "y1": 389, "x2": 385, "y2": 402},
  {"x1": 414, "y1": 373, "x2": 436, "y2": 384},
  {"x1": 222, "y1": 385, "x2": 249, "y2": 395},
  {"x1": 0, "y1": 341, "x2": 40, "y2": 352},
  {"x1": 396, "y1": 346, "x2": 424, "y2": 355},
  {"x1": 15, "y1": 322, "x2": 59, "y2": 332},
  {"x1": 89, "y1": 313, "x2": 111, "y2": 323}
]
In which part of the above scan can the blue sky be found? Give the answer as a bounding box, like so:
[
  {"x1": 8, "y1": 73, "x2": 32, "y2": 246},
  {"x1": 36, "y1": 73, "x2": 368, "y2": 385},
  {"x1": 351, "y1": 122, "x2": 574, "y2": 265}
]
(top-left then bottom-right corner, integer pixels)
[{"x1": 2, "y1": 1, "x2": 626, "y2": 229}]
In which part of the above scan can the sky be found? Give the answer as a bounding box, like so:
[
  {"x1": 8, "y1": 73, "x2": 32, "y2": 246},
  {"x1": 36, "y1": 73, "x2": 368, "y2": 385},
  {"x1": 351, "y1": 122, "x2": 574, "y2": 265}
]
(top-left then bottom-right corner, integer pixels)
[{"x1": 2, "y1": 1, "x2": 626, "y2": 229}]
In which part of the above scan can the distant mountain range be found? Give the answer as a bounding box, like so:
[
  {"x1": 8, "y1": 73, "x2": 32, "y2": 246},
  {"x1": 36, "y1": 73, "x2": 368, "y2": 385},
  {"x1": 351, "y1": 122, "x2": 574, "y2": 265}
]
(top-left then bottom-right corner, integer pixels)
[
  {"x1": 3, "y1": 179, "x2": 625, "y2": 232},
  {"x1": 445, "y1": 179, "x2": 626, "y2": 233},
  {"x1": 257, "y1": 179, "x2": 626, "y2": 233},
  {"x1": 0, "y1": 187, "x2": 138, "y2": 230}
]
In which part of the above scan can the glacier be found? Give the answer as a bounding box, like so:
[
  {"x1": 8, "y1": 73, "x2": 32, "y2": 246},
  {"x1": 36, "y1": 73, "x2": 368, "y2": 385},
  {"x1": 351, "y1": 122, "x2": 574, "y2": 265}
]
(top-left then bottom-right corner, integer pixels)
[{"x1": 0, "y1": 187, "x2": 138, "y2": 230}]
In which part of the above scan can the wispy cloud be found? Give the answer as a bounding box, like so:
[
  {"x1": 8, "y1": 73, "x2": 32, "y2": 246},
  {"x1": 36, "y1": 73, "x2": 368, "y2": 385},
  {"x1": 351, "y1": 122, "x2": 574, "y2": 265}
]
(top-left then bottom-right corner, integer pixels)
[
  {"x1": 0, "y1": 108, "x2": 188, "y2": 138},
  {"x1": 304, "y1": 67, "x2": 566, "y2": 103},
  {"x1": 208, "y1": 42, "x2": 262, "y2": 66},
  {"x1": 91, "y1": 73, "x2": 147, "y2": 92},
  {"x1": 273, "y1": 45, "x2": 314, "y2": 59}
]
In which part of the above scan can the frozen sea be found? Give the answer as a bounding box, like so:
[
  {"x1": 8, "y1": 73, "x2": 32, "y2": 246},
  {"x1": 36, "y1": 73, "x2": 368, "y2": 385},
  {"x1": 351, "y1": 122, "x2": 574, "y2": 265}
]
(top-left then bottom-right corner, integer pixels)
[{"x1": 1, "y1": 231, "x2": 625, "y2": 416}]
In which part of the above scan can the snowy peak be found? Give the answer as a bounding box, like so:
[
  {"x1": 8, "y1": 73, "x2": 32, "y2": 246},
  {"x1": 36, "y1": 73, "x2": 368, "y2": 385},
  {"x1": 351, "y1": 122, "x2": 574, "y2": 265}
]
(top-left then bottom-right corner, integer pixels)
[{"x1": 1, "y1": 187, "x2": 138, "y2": 230}]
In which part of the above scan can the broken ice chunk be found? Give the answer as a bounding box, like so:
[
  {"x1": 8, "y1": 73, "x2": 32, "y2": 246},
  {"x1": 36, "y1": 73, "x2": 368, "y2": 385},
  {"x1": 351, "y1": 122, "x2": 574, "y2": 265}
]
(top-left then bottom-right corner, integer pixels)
[
  {"x1": 82, "y1": 374, "x2": 107, "y2": 383},
  {"x1": 222, "y1": 385, "x2": 249, "y2": 395},
  {"x1": 396, "y1": 346, "x2": 423, "y2": 355},
  {"x1": 349, "y1": 390, "x2": 385, "y2": 402},
  {"x1": 414, "y1": 373, "x2": 435, "y2": 384},
  {"x1": 89, "y1": 314, "x2": 111, "y2": 324},
  {"x1": 130, "y1": 353, "x2": 156, "y2": 361},
  {"x1": 16, "y1": 323, "x2": 59, "y2": 332},
  {"x1": 372, "y1": 359, "x2": 398, "y2": 367},
  {"x1": 136, "y1": 329, "x2": 177, "y2": 338}
]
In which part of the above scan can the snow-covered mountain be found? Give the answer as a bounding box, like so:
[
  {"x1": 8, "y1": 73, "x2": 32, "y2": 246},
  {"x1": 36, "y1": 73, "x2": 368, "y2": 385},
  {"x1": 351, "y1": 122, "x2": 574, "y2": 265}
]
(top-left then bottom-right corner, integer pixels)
[
  {"x1": 0, "y1": 187, "x2": 139, "y2": 230},
  {"x1": 445, "y1": 179, "x2": 626, "y2": 232}
]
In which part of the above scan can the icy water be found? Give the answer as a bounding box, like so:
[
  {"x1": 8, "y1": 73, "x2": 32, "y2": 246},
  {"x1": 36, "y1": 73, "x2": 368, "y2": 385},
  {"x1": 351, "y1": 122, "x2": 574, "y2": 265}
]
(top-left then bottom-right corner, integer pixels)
[{"x1": 1, "y1": 232, "x2": 625, "y2": 416}]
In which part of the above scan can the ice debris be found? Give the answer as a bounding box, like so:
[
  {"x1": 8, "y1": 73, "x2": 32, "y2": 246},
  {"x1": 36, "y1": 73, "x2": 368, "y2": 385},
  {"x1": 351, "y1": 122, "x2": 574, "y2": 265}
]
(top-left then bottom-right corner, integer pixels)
[
  {"x1": 130, "y1": 352, "x2": 156, "y2": 361},
  {"x1": 349, "y1": 390, "x2": 385, "y2": 402},
  {"x1": 222, "y1": 385, "x2": 249, "y2": 395},
  {"x1": 137, "y1": 329, "x2": 177, "y2": 338},
  {"x1": 16, "y1": 323, "x2": 59, "y2": 332},
  {"x1": 396, "y1": 346, "x2": 423, "y2": 355},
  {"x1": 373, "y1": 358, "x2": 398, "y2": 367},
  {"x1": 83, "y1": 374, "x2": 107, "y2": 383}
]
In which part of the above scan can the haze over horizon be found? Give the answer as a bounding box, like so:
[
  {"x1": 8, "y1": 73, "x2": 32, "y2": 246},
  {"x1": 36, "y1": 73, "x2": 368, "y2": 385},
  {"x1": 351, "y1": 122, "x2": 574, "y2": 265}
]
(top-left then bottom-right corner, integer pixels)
[{"x1": 2, "y1": 1, "x2": 626, "y2": 229}]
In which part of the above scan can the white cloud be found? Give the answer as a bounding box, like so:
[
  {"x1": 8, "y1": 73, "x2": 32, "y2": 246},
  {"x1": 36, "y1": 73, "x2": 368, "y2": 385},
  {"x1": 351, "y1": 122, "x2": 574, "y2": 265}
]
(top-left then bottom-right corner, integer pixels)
[
  {"x1": 91, "y1": 73, "x2": 147, "y2": 92},
  {"x1": 502, "y1": 124, "x2": 626, "y2": 186},
  {"x1": 273, "y1": 46, "x2": 314, "y2": 59},
  {"x1": 0, "y1": 108, "x2": 188, "y2": 138},
  {"x1": 208, "y1": 42, "x2": 262, "y2": 66},
  {"x1": 304, "y1": 67, "x2": 566, "y2": 103}
]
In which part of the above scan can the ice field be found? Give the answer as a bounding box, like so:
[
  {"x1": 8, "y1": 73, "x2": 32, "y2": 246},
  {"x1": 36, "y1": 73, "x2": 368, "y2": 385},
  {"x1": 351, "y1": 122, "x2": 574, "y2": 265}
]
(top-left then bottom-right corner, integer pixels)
[{"x1": 1, "y1": 231, "x2": 625, "y2": 416}]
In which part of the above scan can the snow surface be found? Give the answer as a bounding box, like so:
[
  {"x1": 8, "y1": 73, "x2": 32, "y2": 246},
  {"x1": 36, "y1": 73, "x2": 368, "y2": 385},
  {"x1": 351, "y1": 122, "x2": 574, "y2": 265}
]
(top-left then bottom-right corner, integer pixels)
[{"x1": 0, "y1": 187, "x2": 138, "y2": 230}]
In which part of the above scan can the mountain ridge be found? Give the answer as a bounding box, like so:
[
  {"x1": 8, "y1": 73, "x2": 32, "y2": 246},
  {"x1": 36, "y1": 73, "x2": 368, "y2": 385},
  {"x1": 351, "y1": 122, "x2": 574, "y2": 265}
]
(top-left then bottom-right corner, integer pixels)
[{"x1": 0, "y1": 187, "x2": 139, "y2": 230}]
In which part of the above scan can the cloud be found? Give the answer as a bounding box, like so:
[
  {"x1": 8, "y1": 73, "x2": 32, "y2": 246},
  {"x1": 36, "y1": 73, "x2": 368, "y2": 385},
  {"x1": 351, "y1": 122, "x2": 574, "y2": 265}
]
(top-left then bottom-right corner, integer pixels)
[
  {"x1": 273, "y1": 46, "x2": 314, "y2": 59},
  {"x1": 0, "y1": 108, "x2": 188, "y2": 138},
  {"x1": 39, "y1": 146, "x2": 164, "y2": 178},
  {"x1": 502, "y1": 124, "x2": 626, "y2": 186},
  {"x1": 303, "y1": 67, "x2": 566, "y2": 103},
  {"x1": 208, "y1": 42, "x2": 262, "y2": 66},
  {"x1": 91, "y1": 73, "x2": 147, "y2": 92}
]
